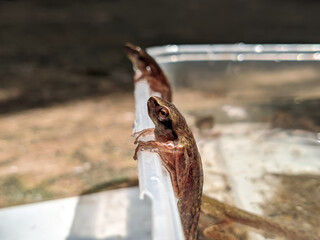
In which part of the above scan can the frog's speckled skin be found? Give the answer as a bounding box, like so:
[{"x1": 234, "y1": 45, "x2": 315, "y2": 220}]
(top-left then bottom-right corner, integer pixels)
[
  {"x1": 134, "y1": 96, "x2": 203, "y2": 240},
  {"x1": 124, "y1": 43, "x2": 172, "y2": 102}
]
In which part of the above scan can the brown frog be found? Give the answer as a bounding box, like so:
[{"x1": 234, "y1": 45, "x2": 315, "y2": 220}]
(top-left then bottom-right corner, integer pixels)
[
  {"x1": 124, "y1": 43, "x2": 172, "y2": 102},
  {"x1": 133, "y1": 96, "x2": 203, "y2": 240}
]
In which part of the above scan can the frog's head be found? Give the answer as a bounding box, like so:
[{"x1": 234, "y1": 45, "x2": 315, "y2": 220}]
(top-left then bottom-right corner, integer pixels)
[
  {"x1": 147, "y1": 96, "x2": 188, "y2": 140},
  {"x1": 124, "y1": 43, "x2": 151, "y2": 71}
]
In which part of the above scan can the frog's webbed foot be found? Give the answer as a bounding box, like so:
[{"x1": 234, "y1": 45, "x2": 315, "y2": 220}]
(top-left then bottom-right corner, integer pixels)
[
  {"x1": 133, "y1": 128, "x2": 154, "y2": 143},
  {"x1": 203, "y1": 219, "x2": 236, "y2": 240}
]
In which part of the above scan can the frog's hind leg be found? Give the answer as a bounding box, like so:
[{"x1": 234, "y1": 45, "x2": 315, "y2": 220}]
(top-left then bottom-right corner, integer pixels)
[{"x1": 203, "y1": 219, "x2": 236, "y2": 240}]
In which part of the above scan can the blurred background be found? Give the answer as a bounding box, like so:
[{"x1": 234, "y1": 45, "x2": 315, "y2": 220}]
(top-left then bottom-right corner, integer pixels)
[{"x1": 1, "y1": 0, "x2": 320, "y2": 208}]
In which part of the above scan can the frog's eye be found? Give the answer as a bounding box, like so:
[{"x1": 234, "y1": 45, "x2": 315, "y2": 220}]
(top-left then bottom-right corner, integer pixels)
[{"x1": 157, "y1": 107, "x2": 169, "y2": 120}]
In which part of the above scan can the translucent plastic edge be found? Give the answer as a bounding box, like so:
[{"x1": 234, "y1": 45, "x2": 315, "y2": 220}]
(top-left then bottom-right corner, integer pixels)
[
  {"x1": 134, "y1": 80, "x2": 185, "y2": 240},
  {"x1": 147, "y1": 43, "x2": 320, "y2": 63}
]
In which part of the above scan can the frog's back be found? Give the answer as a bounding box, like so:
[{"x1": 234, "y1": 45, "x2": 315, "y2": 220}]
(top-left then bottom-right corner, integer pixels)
[{"x1": 178, "y1": 150, "x2": 203, "y2": 240}]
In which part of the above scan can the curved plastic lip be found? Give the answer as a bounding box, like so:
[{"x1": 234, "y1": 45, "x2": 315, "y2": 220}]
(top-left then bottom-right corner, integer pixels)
[{"x1": 147, "y1": 43, "x2": 320, "y2": 63}]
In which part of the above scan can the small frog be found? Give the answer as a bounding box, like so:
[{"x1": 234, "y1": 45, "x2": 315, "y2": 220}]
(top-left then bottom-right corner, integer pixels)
[
  {"x1": 134, "y1": 96, "x2": 203, "y2": 240},
  {"x1": 124, "y1": 43, "x2": 172, "y2": 102}
]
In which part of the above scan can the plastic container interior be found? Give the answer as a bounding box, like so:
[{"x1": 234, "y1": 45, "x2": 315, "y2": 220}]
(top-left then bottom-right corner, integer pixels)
[{"x1": 144, "y1": 44, "x2": 320, "y2": 240}]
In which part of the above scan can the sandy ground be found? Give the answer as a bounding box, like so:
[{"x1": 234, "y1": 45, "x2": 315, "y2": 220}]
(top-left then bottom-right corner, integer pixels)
[{"x1": 0, "y1": 93, "x2": 137, "y2": 207}]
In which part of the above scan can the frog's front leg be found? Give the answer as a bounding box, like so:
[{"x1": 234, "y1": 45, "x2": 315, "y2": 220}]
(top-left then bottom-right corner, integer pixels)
[
  {"x1": 133, "y1": 140, "x2": 184, "y2": 196},
  {"x1": 133, "y1": 140, "x2": 183, "y2": 162},
  {"x1": 133, "y1": 128, "x2": 154, "y2": 142},
  {"x1": 134, "y1": 72, "x2": 150, "y2": 84}
]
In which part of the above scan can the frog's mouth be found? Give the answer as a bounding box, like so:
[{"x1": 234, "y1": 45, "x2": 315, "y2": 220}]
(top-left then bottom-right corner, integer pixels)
[
  {"x1": 124, "y1": 43, "x2": 141, "y2": 66},
  {"x1": 124, "y1": 43, "x2": 141, "y2": 55}
]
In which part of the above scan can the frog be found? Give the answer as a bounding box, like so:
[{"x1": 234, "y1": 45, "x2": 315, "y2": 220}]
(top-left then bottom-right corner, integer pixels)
[
  {"x1": 133, "y1": 96, "x2": 318, "y2": 240},
  {"x1": 133, "y1": 96, "x2": 203, "y2": 240},
  {"x1": 124, "y1": 43, "x2": 172, "y2": 102}
]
